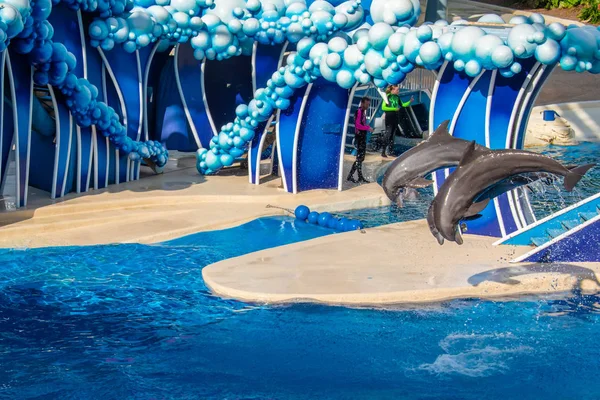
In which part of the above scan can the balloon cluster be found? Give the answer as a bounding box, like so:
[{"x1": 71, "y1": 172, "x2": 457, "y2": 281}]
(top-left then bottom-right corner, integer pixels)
[
  {"x1": 58, "y1": 0, "x2": 129, "y2": 16},
  {"x1": 86, "y1": 0, "x2": 374, "y2": 60},
  {"x1": 88, "y1": 1, "x2": 216, "y2": 53},
  {"x1": 294, "y1": 205, "x2": 364, "y2": 232},
  {"x1": 238, "y1": 0, "x2": 365, "y2": 45},
  {"x1": 197, "y1": 36, "x2": 320, "y2": 173},
  {"x1": 197, "y1": 11, "x2": 600, "y2": 176},
  {"x1": 0, "y1": 0, "x2": 32, "y2": 51},
  {"x1": 8, "y1": 0, "x2": 169, "y2": 168}
]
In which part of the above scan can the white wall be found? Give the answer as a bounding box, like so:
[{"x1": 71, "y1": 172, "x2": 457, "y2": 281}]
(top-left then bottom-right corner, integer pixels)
[{"x1": 528, "y1": 101, "x2": 600, "y2": 142}]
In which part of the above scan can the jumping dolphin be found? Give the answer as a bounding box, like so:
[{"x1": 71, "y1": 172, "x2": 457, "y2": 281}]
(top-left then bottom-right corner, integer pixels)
[
  {"x1": 474, "y1": 173, "x2": 553, "y2": 202},
  {"x1": 382, "y1": 120, "x2": 487, "y2": 207},
  {"x1": 430, "y1": 141, "x2": 595, "y2": 245}
]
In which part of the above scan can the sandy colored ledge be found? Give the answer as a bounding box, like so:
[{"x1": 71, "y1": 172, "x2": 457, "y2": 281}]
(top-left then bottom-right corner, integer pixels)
[
  {"x1": 203, "y1": 219, "x2": 600, "y2": 305},
  {"x1": 0, "y1": 156, "x2": 389, "y2": 248}
]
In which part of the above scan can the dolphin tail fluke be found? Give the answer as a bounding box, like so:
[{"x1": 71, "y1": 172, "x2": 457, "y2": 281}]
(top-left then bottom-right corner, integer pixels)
[{"x1": 564, "y1": 164, "x2": 596, "y2": 192}]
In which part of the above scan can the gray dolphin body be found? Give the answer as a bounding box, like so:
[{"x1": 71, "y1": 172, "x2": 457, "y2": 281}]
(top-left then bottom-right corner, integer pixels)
[
  {"x1": 430, "y1": 142, "x2": 595, "y2": 245},
  {"x1": 382, "y1": 120, "x2": 486, "y2": 206}
]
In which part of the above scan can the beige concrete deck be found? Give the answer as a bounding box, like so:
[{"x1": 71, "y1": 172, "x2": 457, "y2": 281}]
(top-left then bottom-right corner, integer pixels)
[
  {"x1": 203, "y1": 219, "x2": 600, "y2": 305},
  {"x1": 0, "y1": 156, "x2": 390, "y2": 248}
]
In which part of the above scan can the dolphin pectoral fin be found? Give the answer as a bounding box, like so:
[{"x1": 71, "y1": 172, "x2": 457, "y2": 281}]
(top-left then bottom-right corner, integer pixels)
[
  {"x1": 428, "y1": 120, "x2": 451, "y2": 142},
  {"x1": 407, "y1": 177, "x2": 434, "y2": 188},
  {"x1": 564, "y1": 163, "x2": 596, "y2": 192},
  {"x1": 463, "y1": 214, "x2": 482, "y2": 221},
  {"x1": 436, "y1": 234, "x2": 445, "y2": 245},
  {"x1": 465, "y1": 199, "x2": 490, "y2": 217}
]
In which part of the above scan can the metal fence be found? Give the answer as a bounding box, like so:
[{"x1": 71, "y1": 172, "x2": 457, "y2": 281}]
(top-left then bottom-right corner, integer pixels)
[{"x1": 398, "y1": 67, "x2": 436, "y2": 94}]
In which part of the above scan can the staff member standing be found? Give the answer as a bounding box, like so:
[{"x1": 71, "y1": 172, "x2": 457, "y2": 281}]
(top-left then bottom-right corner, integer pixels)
[
  {"x1": 347, "y1": 96, "x2": 374, "y2": 183},
  {"x1": 381, "y1": 85, "x2": 414, "y2": 157}
]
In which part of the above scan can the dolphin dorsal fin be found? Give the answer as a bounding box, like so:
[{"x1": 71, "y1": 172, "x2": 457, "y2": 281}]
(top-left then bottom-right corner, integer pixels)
[
  {"x1": 429, "y1": 120, "x2": 451, "y2": 142},
  {"x1": 458, "y1": 141, "x2": 484, "y2": 167}
]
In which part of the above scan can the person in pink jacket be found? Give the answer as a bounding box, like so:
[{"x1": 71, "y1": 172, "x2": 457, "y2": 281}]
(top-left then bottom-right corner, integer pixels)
[{"x1": 347, "y1": 97, "x2": 374, "y2": 183}]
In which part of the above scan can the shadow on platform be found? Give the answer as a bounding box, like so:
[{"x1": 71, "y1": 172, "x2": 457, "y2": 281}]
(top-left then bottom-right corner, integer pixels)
[{"x1": 468, "y1": 263, "x2": 600, "y2": 290}]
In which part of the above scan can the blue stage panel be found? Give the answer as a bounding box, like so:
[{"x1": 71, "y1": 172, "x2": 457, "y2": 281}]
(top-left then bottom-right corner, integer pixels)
[
  {"x1": 248, "y1": 120, "x2": 271, "y2": 184},
  {"x1": 513, "y1": 64, "x2": 556, "y2": 150},
  {"x1": 249, "y1": 42, "x2": 285, "y2": 184},
  {"x1": 0, "y1": 52, "x2": 13, "y2": 190},
  {"x1": 450, "y1": 70, "x2": 503, "y2": 237},
  {"x1": 489, "y1": 59, "x2": 538, "y2": 234},
  {"x1": 175, "y1": 43, "x2": 215, "y2": 149},
  {"x1": 277, "y1": 86, "x2": 308, "y2": 193},
  {"x1": 100, "y1": 49, "x2": 129, "y2": 184},
  {"x1": 431, "y1": 63, "x2": 472, "y2": 188},
  {"x1": 100, "y1": 46, "x2": 143, "y2": 182},
  {"x1": 203, "y1": 56, "x2": 253, "y2": 133},
  {"x1": 86, "y1": 43, "x2": 112, "y2": 189},
  {"x1": 155, "y1": 56, "x2": 196, "y2": 151},
  {"x1": 7, "y1": 51, "x2": 33, "y2": 207},
  {"x1": 48, "y1": 5, "x2": 93, "y2": 193},
  {"x1": 296, "y1": 79, "x2": 348, "y2": 192},
  {"x1": 488, "y1": 58, "x2": 537, "y2": 150}
]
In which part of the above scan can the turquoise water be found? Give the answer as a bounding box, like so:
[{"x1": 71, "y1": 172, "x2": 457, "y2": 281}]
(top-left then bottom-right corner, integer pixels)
[
  {"x1": 526, "y1": 142, "x2": 600, "y2": 217},
  {"x1": 0, "y1": 143, "x2": 599, "y2": 398}
]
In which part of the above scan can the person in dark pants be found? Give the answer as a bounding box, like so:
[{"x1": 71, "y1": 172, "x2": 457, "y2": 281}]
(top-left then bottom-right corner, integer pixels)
[
  {"x1": 347, "y1": 97, "x2": 373, "y2": 183},
  {"x1": 381, "y1": 85, "x2": 414, "y2": 157}
]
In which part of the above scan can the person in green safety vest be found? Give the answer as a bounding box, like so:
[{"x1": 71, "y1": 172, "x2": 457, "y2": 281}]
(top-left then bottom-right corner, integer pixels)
[{"x1": 381, "y1": 85, "x2": 414, "y2": 157}]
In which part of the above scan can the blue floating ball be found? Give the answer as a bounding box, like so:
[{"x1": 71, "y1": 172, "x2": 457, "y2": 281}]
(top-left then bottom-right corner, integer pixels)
[
  {"x1": 333, "y1": 219, "x2": 342, "y2": 231},
  {"x1": 318, "y1": 212, "x2": 332, "y2": 227},
  {"x1": 307, "y1": 211, "x2": 320, "y2": 224},
  {"x1": 349, "y1": 221, "x2": 360, "y2": 231},
  {"x1": 327, "y1": 217, "x2": 338, "y2": 229},
  {"x1": 295, "y1": 205, "x2": 310, "y2": 220},
  {"x1": 338, "y1": 217, "x2": 351, "y2": 231}
]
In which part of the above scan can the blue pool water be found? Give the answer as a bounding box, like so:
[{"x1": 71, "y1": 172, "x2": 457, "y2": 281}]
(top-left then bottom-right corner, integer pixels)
[
  {"x1": 527, "y1": 142, "x2": 600, "y2": 217},
  {"x1": 1, "y1": 143, "x2": 599, "y2": 398},
  {"x1": 2, "y1": 221, "x2": 600, "y2": 399}
]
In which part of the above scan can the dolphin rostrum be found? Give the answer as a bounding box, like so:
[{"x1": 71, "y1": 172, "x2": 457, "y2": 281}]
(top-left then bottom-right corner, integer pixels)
[
  {"x1": 382, "y1": 120, "x2": 486, "y2": 207},
  {"x1": 430, "y1": 141, "x2": 595, "y2": 245}
]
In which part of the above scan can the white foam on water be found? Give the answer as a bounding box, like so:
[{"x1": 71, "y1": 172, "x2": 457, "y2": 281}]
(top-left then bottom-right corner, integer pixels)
[{"x1": 419, "y1": 332, "x2": 531, "y2": 378}]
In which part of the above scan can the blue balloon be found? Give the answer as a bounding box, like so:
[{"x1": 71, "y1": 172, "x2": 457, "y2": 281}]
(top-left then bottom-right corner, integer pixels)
[
  {"x1": 318, "y1": 212, "x2": 332, "y2": 226},
  {"x1": 307, "y1": 211, "x2": 320, "y2": 224},
  {"x1": 294, "y1": 205, "x2": 310, "y2": 220}
]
